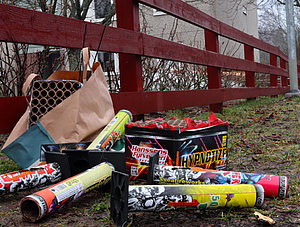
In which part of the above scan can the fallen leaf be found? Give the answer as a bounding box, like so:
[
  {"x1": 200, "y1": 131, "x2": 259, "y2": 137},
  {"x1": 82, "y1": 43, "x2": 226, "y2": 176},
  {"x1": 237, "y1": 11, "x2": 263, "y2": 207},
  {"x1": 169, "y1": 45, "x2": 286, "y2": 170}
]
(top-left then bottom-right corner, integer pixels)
[{"x1": 254, "y1": 211, "x2": 275, "y2": 225}]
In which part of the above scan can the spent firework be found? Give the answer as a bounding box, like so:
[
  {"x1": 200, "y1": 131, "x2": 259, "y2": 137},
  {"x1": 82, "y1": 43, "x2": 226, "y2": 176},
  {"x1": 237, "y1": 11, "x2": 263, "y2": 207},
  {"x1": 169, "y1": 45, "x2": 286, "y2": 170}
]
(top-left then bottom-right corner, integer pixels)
[
  {"x1": 87, "y1": 110, "x2": 132, "y2": 150},
  {"x1": 20, "y1": 162, "x2": 114, "y2": 222},
  {"x1": 151, "y1": 165, "x2": 288, "y2": 199},
  {"x1": 127, "y1": 184, "x2": 264, "y2": 212},
  {"x1": 0, "y1": 163, "x2": 61, "y2": 196},
  {"x1": 110, "y1": 171, "x2": 264, "y2": 226}
]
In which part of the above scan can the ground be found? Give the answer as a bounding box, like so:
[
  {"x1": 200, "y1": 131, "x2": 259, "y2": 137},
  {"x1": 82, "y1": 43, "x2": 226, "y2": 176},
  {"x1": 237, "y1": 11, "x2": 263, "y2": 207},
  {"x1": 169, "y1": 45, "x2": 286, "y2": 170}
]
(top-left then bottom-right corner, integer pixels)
[{"x1": 0, "y1": 95, "x2": 299, "y2": 226}]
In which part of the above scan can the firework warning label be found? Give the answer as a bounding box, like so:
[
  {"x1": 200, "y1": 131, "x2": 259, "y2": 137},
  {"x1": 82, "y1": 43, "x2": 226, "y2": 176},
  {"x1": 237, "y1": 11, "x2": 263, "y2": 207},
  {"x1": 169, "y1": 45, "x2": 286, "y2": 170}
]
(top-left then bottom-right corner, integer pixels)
[{"x1": 130, "y1": 145, "x2": 168, "y2": 164}]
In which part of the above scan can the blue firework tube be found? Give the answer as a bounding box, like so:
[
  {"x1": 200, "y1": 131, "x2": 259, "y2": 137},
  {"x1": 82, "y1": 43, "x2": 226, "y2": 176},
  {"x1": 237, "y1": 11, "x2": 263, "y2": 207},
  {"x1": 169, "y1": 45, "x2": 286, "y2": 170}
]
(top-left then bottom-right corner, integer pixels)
[
  {"x1": 151, "y1": 165, "x2": 288, "y2": 199},
  {"x1": 0, "y1": 163, "x2": 61, "y2": 196}
]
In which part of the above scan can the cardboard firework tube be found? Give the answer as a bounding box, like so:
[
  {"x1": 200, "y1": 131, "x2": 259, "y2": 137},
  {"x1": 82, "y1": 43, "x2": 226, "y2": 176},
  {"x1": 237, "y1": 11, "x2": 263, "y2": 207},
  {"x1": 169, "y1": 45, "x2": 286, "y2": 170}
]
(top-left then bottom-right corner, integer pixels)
[
  {"x1": 48, "y1": 98, "x2": 55, "y2": 107},
  {"x1": 48, "y1": 90, "x2": 56, "y2": 98},
  {"x1": 40, "y1": 89, "x2": 47, "y2": 97},
  {"x1": 40, "y1": 97, "x2": 47, "y2": 106},
  {"x1": 147, "y1": 154, "x2": 288, "y2": 199},
  {"x1": 20, "y1": 162, "x2": 114, "y2": 222},
  {"x1": 87, "y1": 110, "x2": 133, "y2": 150},
  {"x1": 56, "y1": 81, "x2": 64, "y2": 90},
  {"x1": 49, "y1": 81, "x2": 56, "y2": 90},
  {"x1": 41, "y1": 81, "x2": 49, "y2": 89},
  {"x1": 56, "y1": 89, "x2": 64, "y2": 98},
  {"x1": 0, "y1": 163, "x2": 61, "y2": 196},
  {"x1": 32, "y1": 90, "x2": 40, "y2": 98},
  {"x1": 110, "y1": 171, "x2": 264, "y2": 226}
]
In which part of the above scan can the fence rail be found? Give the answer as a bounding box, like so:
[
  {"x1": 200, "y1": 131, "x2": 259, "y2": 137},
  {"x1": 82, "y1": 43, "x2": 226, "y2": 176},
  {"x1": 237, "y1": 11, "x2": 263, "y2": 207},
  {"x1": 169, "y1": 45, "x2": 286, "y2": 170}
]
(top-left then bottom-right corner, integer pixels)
[{"x1": 0, "y1": 0, "x2": 298, "y2": 133}]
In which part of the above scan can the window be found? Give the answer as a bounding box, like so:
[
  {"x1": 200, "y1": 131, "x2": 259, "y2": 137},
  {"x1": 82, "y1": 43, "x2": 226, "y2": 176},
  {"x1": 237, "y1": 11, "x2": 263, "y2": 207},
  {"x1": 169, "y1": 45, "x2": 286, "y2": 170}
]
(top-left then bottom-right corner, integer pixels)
[
  {"x1": 153, "y1": 9, "x2": 166, "y2": 16},
  {"x1": 242, "y1": 6, "x2": 247, "y2": 15}
]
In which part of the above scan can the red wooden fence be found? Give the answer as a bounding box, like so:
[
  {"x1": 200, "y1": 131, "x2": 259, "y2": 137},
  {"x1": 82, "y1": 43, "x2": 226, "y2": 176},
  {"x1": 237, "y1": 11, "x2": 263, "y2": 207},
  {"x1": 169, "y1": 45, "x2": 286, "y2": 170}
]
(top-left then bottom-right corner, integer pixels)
[{"x1": 0, "y1": 0, "x2": 298, "y2": 133}]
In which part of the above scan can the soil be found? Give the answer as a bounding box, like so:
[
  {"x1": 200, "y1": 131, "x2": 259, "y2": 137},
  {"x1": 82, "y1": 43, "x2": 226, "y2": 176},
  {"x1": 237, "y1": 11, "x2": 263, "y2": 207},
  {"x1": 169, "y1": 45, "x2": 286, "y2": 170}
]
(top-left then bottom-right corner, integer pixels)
[{"x1": 0, "y1": 97, "x2": 299, "y2": 227}]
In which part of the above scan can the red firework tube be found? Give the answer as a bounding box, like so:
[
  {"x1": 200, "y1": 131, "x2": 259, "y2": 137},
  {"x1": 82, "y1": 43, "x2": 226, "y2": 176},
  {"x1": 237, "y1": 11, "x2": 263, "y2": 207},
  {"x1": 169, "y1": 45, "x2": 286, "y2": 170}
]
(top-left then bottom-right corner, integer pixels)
[
  {"x1": 20, "y1": 162, "x2": 114, "y2": 222},
  {"x1": 149, "y1": 164, "x2": 288, "y2": 199},
  {"x1": 0, "y1": 163, "x2": 61, "y2": 196},
  {"x1": 110, "y1": 171, "x2": 264, "y2": 226}
]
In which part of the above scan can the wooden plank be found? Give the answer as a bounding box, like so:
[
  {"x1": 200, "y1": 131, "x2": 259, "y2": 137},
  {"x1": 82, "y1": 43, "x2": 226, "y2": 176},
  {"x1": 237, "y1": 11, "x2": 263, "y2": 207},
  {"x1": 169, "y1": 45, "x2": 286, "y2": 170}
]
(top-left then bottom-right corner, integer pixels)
[
  {"x1": 138, "y1": 0, "x2": 287, "y2": 61},
  {"x1": 116, "y1": 0, "x2": 143, "y2": 92},
  {"x1": 0, "y1": 4, "x2": 143, "y2": 54},
  {"x1": 0, "y1": 96, "x2": 28, "y2": 134},
  {"x1": 0, "y1": 4, "x2": 289, "y2": 77},
  {"x1": 205, "y1": 30, "x2": 222, "y2": 112},
  {"x1": 0, "y1": 86, "x2": 290, "y2": 133},
  {"x1": 244, "y1": 45, "x2": 255, "y2": 87},
  {"x1": 270, "y1": 54, "x2": 278, "y2": 87},
  {"x1": 110, "y1": 87, "x2": 289, "y2": 115},
  {"x1": 142, "y1": 34, "x2": 288, "y2": 76}
]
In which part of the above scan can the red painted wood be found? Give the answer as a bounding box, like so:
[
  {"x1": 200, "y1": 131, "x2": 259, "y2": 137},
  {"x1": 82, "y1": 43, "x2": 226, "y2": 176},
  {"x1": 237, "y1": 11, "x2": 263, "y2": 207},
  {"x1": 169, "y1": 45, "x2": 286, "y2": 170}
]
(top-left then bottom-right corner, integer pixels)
[
  {"x1": 244, "y1": 44, "x2": 255, "y2": 87},
  {"x1": 116, "y1": 0, "x2": 143, "y2": 92},
  {"x1": 280, "y1": 58, "x2": 288, "y2": 87},
  {"x1": 0, "y1": 4, "x2": 143, "y2": 54},
  {"x1": 138, "y1": 0, "x2": 287, "y2": 61},
  {"x1": 270, "y1": 54, "x2": 278, "y2": 87},
  {"x1": 0, "y1": 85, "x2": 290, "y2": 134},
  {"x1": 111, "y1": 87, "x2": 289, "y2": 115},
  {"x1": 0, "y1": 4, "x2": 289, "y2": 78},
  {"x1": 205, "y1": 30, "x2": 222, "y2": 112},
  {"x1": 0, "y1": 2, "x2": 297, "y2": 133},
  {"x1": 142, "y1": 34, "x2": 288, "y2": 77},
  {"x1": 0, "y1": 96, "x2": 28, "y2": 134}
]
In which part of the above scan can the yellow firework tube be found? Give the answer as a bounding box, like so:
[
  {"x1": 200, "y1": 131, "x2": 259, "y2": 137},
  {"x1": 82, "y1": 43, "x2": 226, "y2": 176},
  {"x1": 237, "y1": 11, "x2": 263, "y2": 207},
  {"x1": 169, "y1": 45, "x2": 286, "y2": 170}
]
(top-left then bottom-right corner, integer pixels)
[
  {"x1": 20, "y1": 162, "x2": 114, "y2": 222},
  {"x1": 127, "y1": 184, "x2": 264, "y2": 211},
  {"x1": 110, "y1": 171, "x2": 264, "y2": 226},
  {"x1": 87, "y1": 110, "x2": 133, "y2": 150}
]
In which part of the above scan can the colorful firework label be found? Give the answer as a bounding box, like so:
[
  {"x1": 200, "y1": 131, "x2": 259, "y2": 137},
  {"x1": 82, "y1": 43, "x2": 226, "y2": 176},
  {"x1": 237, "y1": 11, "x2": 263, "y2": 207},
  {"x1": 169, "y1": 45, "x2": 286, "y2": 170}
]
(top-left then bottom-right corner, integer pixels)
[
  {"x1": 152, "y1": 165, "x2": 288, "y2": 199},
  {"x1": 128, "y1": 184, "x2": 263, "y2": 212},
  {"x1": 130, "y1": 145, "x2": 168, "y2": 165},
  {"x1": 125, "y1": 124, "x2": 228, "y2": 180},
  {"x1": 0, "y1": 163, "x2": 61, "y2": 196}
]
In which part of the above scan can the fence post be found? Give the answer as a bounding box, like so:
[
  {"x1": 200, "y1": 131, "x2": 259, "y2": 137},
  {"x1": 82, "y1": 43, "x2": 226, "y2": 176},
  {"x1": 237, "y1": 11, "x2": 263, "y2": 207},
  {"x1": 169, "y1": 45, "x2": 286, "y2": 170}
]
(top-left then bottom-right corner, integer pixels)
[
  {"x1": 280, "y1": 58, "x2": 288, "y2": 87},
  {"x1": 115, "y1": 0, "x2": 143, "y2": 93},
  {"x1": 205, "y1": 30, "x2": 222, "y2": 113},
  {"x1": 270, "y1": 54, "x2": 278, "y2": 87},
  {"x1": 244, "y1": 44, "x2": 255, "y2": 88}
]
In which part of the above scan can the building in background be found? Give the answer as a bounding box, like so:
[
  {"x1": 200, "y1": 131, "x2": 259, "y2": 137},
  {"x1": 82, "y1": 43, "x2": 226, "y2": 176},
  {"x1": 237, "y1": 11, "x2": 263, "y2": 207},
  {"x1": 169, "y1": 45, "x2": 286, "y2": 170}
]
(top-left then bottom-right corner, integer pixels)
[{"x1": 86, "y1": 0, "x2": 260, "y2": 75}]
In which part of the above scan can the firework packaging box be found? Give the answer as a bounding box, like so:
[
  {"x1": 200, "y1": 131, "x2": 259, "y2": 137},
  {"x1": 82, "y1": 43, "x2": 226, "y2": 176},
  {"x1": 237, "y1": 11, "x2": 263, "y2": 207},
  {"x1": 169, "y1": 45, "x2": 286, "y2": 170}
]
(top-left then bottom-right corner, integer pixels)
[
  {"x1": 40, "y1": 142, "x2": 91, "y2": 162},
  {"x1": 125, "y1": 114, "x2": 228, "y2": 180},
  {"x1": 2, "y1": 47, "x2": 115, "y2": 169}
]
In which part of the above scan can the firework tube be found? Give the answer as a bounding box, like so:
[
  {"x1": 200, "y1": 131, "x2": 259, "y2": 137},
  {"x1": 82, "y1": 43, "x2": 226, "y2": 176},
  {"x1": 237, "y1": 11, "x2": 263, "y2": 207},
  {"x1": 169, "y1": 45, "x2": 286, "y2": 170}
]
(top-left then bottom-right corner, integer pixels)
[
  {"x1": 128, "y1": 184, "x2": 263, "y2": 211},
  {"x1": 87, "y1": 110, "x2": 133, "y2": 150},
  {"x1": 0, "y1": 163, "x2": 61, "y2": 196},
  {"x1": 110, "y1": 171, "x2": 264, "y2": 226},
  {"x1": 150, "y1": 164, "x2": 288, "y2": 199},
  {"x1": 20, "y1": 162, "x2": 114, "y2": 222}
]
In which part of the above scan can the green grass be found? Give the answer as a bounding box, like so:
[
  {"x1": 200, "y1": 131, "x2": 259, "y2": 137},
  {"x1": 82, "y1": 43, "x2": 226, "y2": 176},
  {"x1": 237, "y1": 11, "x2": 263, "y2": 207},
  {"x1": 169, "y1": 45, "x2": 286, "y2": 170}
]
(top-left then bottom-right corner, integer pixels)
[
  {"x1": 159, "y1": 95, "x2": 300, "y2": 225},
  {"x1": 0, "y1": 95, "x2": 299, "y2": 226}
]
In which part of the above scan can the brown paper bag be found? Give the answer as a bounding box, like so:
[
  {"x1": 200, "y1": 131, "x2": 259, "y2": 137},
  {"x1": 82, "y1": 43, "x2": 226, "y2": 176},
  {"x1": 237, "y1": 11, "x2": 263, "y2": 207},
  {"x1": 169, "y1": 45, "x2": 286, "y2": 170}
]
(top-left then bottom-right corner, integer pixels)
[{"x1": 3, "y1": 47, "x2": 115, "y2": 148}]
